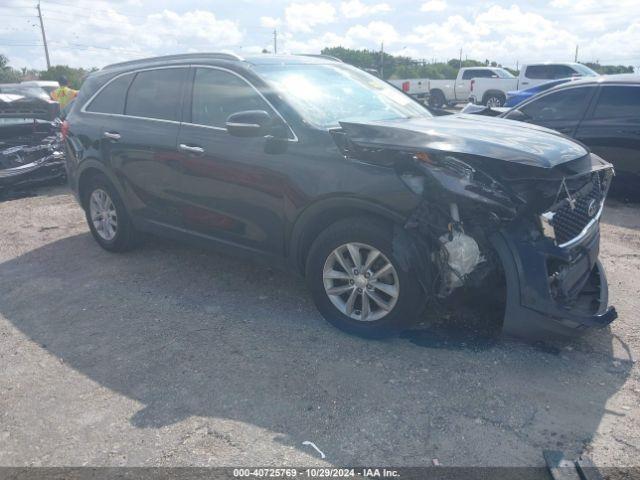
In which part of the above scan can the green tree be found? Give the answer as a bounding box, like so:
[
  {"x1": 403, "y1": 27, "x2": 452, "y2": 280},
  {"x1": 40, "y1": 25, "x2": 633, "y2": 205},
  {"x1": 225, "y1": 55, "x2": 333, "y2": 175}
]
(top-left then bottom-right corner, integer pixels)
[
  {"x1": 39, "y1": 65, "x2": 93, "y2": 89},
  {"x1": 0, "y1": 53, "x2": 22, "y2": 83},
  {"x1": 582, "y1": 62, "x2": 634, "y2": 75}
]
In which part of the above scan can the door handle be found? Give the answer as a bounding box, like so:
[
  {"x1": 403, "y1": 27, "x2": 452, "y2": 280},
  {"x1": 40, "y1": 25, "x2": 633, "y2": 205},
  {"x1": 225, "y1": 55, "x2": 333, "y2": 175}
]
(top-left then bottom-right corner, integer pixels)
[
  {"x1": 179, "y1": 144, "x2": 205, "y2": 154},
  {"x1": 103, "y1": 131, "x2": 121, "y2": 140}
]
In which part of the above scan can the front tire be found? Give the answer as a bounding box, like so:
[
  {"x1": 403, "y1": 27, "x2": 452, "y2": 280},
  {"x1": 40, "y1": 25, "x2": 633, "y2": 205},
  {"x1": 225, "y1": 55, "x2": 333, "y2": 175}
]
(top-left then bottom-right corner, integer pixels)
[
  {"x1": 306, "y1": 217, "x2": 425, "y2": 338},
  {"x1": 83, "y1": 174, "x2": 140, "y2": 252}
]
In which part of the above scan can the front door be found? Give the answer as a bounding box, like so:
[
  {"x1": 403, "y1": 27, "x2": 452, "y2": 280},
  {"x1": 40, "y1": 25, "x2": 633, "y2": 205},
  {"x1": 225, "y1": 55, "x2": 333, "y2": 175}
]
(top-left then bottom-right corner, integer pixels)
[
  {"x1": 174, "y1": 67, "x2": 298, "y2": 255},
  {"x1": 506, "y1": 86, "x2": 596, "y2": 136},
  {"x1": 575, "y1": 85, "x2": 640, "y2": 186}
]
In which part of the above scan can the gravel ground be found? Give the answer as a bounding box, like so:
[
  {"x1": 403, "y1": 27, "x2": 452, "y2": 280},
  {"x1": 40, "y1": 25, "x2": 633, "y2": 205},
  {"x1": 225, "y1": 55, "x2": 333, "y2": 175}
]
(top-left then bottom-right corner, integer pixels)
[{"x1": 0, "y1": 185, "x2": 638, "y2": 469}]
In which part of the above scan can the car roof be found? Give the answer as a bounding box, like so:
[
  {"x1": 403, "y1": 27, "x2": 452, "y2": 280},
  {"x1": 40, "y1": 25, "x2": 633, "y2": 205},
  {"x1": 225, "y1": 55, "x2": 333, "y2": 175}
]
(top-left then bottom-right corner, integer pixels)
[
  {"x1": 102, "y1": 52, "x2": 341, "y2": 71},
  {"x1": 462, "y1": 66, "x2": 502, "y2": 70},
  {"x1": 548, "y1": 74, "x2": 640, "y2": 91}
]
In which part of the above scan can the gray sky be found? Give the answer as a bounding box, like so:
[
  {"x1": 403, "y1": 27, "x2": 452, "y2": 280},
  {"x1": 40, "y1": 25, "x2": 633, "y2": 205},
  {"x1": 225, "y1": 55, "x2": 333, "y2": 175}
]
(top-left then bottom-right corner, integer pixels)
[{"x1": 1, "y1": 0, "x2": 639, "y2": 70}]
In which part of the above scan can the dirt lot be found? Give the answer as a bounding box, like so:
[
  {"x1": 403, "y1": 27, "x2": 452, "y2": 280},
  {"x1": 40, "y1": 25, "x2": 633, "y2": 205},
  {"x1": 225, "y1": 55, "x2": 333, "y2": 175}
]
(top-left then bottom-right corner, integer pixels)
[{"x1": 0, "y1": 185, "x2": 638, "y2": 469}]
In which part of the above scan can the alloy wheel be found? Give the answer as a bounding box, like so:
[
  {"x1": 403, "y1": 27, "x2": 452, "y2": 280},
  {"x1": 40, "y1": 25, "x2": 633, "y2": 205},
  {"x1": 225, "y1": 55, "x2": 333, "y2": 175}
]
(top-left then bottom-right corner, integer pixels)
[
  {"x1": 89, "y1": 188, "x2": 118, "y2": 241},
  {"x1": 322, "y1": 242, "x2": 400, "y2": 322},
  {"x1": 486, "y1": 96, "x2": 503, "y2": 108}
]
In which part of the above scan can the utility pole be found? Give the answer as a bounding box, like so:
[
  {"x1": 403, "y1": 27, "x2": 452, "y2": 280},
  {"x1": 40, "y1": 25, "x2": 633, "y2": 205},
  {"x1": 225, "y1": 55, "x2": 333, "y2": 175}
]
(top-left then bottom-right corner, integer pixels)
[
  {"x1": 273, "y1": 29, "x2": 277, "y2": 54},
  {"x1": 36, "y1": 1, "x2": 51, "y2": 69},
  {"x1": 380, "y1": 42, "x2": 384, "y2": 78},
  {"x1": 459, "y1": 47, "x2": 463, "y2": 69},
  {"x1": 574, "y1": 45, "x2": 579, "y2": 62}
]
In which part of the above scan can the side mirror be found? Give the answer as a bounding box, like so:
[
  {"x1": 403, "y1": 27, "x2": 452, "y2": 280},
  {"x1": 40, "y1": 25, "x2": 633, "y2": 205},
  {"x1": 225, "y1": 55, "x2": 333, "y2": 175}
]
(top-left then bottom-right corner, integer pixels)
[
  {"x1": 505, "y1": 109, "x2": 527, "y2": 121},
  {"x1": 225, "y1": 110, "x2": 273, "y2": 138}
]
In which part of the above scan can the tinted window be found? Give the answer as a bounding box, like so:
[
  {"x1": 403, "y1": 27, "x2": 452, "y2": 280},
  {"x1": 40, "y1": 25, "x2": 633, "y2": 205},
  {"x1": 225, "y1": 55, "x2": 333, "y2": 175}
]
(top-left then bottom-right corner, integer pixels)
[
  {"x1": 593, "y1": 86, "x2": 640, "y2": 118},
  {"x1": 462, "y1": 69, "x2": 495, "y2": 80},
  {"x1": 86, "y1": 73, "x2": 133, "y2": 114},
  {"x1": 549, "y1": 65, "x2": 578, "y2": 79},
  {"x1": 190, "y1": 68, "x2": 272, "y2": 128},
  {"x1": 512, "y1": 87, "x2": 595, "y2": 122},
  {"x1": 524, "y1": 65, "x2": 549, "y2": 79},
  {"x1": 125, "y1": 68, "x2": 185, "y2": 121}
]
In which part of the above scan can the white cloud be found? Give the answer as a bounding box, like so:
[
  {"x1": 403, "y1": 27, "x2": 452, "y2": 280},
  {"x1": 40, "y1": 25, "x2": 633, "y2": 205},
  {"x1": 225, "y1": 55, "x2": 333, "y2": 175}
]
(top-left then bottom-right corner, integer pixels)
[
  {"x1": 285, "y1": 2, "x2": 337, "y2": 32},
  {"x1": 145, "y1": 10, "x2": 243, "y2": 46},
  {"x1": 347, "y1": 21, "x2": 400, "y2": 44},
  {"x1": 420, "y1": 0, "x2": 447, "y2": 12},
  {"x1": 340, "y1": 0, "x2": 392, "y2": 18},
  {"x1": 260, "y1": 16, "x2": 281, "y2": 28},
  {"x1": 406, "y1": 5, "x2": 578, "y2": 64}
]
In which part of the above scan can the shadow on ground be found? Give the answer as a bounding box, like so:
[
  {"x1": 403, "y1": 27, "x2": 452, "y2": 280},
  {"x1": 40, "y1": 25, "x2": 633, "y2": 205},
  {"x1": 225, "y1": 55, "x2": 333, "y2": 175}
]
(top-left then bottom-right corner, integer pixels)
[{"x1": 0, "y1": 232, "x2": 632, "y2": 466}]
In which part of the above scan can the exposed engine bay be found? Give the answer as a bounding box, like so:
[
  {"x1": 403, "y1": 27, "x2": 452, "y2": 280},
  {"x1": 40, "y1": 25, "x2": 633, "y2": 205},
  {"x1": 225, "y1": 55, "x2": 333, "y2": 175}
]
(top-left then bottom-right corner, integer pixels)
[
  {"x1": 0, "y1": 88, "x2": 65, "y2": 195},
  {"x1": 333, "y1": 114, "x2": 617, "y2": 338}
]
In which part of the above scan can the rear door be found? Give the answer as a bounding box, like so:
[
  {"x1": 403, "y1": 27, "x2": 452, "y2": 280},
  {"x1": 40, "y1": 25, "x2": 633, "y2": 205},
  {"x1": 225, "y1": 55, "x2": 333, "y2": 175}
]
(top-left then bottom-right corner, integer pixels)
[
  {"x1": 456, "y1": 69, "x2": 493, "y2": 100},
  {"x1": 575, "y1": 84, "x2": 640, "y2": 180},
  {"x1": 100, "y1": 67, "x2": 189, "y2": 226},
  {"x1": 505, "y1": 85, "x2": 596, "y2": 136}
]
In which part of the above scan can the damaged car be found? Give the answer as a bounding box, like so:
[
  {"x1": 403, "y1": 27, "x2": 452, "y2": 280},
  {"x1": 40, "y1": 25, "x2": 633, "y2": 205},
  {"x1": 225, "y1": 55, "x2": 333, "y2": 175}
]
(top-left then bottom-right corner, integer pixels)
[
  {"x1": 0, "y1": 85, "x2": 65, "y2": 194},
  {"x1": 63, "y1": 53, "x2": 617, "y2": 339}
]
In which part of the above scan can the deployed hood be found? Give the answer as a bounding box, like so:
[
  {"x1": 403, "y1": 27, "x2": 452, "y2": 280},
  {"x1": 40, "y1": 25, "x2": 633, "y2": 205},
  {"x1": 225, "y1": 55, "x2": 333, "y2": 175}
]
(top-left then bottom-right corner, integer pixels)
[{"x1": 339, "y1": 114, "x2": 588, "y2": 168}]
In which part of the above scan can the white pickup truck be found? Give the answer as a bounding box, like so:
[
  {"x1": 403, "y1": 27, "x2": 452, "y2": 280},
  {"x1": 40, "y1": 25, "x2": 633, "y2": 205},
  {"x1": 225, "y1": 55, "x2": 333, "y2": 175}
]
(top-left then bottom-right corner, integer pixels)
[
  {"x1": 468, "y1": 62, "x2": 599, "y2": 107},
  {"x1": 426, "y1": 67, "x2": 515, "y2": 108}
]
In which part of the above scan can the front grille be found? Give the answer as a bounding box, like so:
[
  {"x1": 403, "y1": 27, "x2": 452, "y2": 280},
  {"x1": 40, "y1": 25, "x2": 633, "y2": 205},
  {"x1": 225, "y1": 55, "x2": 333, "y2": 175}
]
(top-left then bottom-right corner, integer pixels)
[{"x1": 548, "y1": 170, "x2": 611, "y2": 246}]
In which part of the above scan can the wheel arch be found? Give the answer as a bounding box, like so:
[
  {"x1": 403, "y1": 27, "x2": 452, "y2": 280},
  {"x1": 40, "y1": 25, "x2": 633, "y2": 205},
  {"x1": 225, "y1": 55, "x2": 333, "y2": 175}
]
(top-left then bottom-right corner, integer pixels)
[
  {"x1": 287, "y1": 196, "x2": 407, "y2": 276},
  {"x1": 76, "y1": 160, "x2": 126, "y2": 210}
]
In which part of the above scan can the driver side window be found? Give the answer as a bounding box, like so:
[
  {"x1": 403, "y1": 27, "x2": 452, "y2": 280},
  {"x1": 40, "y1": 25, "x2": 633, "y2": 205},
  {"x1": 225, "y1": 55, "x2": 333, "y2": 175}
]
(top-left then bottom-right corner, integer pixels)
[
  {"x1": 191, "y1": 68, "x2": 271, "y2": 128},
  {"x1": 511, "y1": 87, "x2": 594, "y2": 123}
]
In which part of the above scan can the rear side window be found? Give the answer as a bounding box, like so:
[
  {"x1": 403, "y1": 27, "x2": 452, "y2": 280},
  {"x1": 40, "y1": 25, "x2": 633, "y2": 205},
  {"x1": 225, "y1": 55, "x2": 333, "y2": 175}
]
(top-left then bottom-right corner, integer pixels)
[
  {"x1": 125, "y1": 68, "x2": 186, "y2": 121},
  {"x1": 525, "y1": 65, "x2": 550, "y2": 79},
  {"x1": 85, "y1": 73, "x2": 133, "y2": 114},
  {"x1": 593, "y1": 86, "x2": 640, "y2": 118},
  {"x1": 190, "y1": 68, "x2": 271, "y2": 128},
  {"x1": 514, "y1": 87, "x2": 595, "y2": 122},
  {"x1": 549, "y1": 65, "x2": 578, "y2": 78},
  {"x1": 525, "y1": 65, "x2": 579, "y2": 80},
  {"x1": 462, "y1": 69, "x2": 495, "y2": 80}
]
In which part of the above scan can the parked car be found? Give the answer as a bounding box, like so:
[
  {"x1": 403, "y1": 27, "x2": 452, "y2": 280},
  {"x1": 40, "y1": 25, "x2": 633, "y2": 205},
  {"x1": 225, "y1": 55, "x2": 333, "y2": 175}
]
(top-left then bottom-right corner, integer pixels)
[
  {"x1": 504, "y1": 77, "x2": 577, "y2": 108},
  {"x1": 427, "y1": 67, "x2": 515, "y2": 108},
  {"x1": 63, "y1": 53, "x2": 616, "y2": 340},
  {"x1": 0, "y1": 83, "x2": 52, "y2": 101},
  {"x1": 469, "y1": 62, "x2": 598, "y2": 107},
  {"x1": 1, "y1": 87, "x2": 65, "y2": 194},
  {"x1": 499, "y1": 75, "x2": 640, "y2": 196},
  {"x1": 20, "y1": 80, "x2": 60, "y2": 96}
]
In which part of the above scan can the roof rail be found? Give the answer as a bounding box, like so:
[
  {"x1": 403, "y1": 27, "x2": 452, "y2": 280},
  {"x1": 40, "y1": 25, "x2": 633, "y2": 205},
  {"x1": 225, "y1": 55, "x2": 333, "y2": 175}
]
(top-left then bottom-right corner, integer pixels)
[
  {"x1": 295, "y1": 54, "x2": 343, "y2": 63},
  {"x1": 103, "y1": 52, "x2": 245, "y2": 70}
]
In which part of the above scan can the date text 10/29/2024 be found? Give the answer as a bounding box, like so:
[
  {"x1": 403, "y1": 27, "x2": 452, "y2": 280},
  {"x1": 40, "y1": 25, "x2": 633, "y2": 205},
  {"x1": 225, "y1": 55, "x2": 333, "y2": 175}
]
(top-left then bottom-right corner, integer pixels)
[{"x1": 233, "y1": 468, "x2": 400, "y2": 478}]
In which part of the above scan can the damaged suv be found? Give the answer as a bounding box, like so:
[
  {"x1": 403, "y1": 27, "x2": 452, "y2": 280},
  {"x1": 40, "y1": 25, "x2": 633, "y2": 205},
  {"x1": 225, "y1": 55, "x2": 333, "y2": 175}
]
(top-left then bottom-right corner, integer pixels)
[{"x1": 63, "y1": 53, "x2": 617, "y2": 339}]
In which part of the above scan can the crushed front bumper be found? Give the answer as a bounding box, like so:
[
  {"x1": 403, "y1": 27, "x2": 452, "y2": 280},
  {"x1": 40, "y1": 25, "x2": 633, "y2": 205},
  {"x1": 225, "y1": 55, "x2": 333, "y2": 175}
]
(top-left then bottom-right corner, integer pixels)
[{"x1": 490, "y1": 218, "x2": 617, "y2": 339}]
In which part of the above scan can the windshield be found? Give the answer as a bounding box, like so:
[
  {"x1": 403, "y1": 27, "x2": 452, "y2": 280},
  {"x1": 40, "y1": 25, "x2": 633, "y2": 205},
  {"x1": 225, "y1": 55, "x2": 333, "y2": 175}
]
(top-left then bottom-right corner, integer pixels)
[
  {"x1": 573, "y1": 64, "x2": 598, "y2": 76},
  {"x1": 254, "y1": 63, "x2": 431, "y2": 128},
  {"x1": 495, "y1": 69, "x2": 515, "y2": 78}
]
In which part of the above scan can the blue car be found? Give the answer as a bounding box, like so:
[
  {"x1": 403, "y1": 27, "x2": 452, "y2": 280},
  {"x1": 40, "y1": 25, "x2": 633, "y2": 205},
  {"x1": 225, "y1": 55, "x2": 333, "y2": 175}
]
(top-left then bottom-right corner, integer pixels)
[{"x1": 504, "y1": 78, "x2": 576, "y2": 107}]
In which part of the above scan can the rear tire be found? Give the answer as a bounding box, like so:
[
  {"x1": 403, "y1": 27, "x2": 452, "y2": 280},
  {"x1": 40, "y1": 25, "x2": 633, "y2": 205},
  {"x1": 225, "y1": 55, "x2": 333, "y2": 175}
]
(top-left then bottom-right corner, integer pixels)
[
  {"x1": 429, "y1": 90, "x2": 446, "y2": 109},
  {"x1": 83, "y1": 174, "x2": 140, "y2": 253},
  {"x1": 305, "y1": 217, "x2": 425, "y2": 338},
  {"x1": 484, "y1": 93, "x2": 505, "y2": 108}
]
